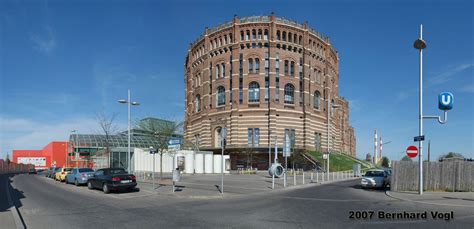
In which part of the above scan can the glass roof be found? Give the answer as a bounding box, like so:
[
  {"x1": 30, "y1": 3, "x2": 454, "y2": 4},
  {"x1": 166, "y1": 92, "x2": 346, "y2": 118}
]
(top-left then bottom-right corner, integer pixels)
[{"x1": 69, "y1": 134, "x2": 166, "y2": 149}]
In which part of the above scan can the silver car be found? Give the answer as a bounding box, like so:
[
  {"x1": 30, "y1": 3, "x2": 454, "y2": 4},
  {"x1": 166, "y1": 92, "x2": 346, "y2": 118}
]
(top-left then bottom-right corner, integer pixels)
[
  {"x1": 65, "y1": 168, "x2": 95, "y2": 186},
  {"x1": 361, "y1": 169, "x2": 389, "y2": 188}
]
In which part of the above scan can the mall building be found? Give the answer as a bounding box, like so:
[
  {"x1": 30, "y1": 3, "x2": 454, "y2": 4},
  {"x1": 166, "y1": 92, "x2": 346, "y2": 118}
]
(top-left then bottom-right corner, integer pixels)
[{"x1": 184, "y1": 14, "x2": 356, "y2": 170}]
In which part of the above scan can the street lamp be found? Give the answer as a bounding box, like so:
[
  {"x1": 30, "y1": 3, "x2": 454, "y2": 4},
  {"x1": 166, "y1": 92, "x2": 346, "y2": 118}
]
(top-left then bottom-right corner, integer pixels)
[
  {"x1": 71, "y1": 130, "x2": 78, "y2": 168},
  {"x1": 326, "y1": 99, "x2": 341, "y2": 181},
  {"x1": 118, "y1": 89, "x2": 140, "y2": 173}
]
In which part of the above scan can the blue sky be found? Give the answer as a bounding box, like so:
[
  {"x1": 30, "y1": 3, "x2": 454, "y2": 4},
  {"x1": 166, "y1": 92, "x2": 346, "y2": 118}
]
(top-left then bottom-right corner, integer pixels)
[{"x1": 1, "y1": 0, "x2": 472, "y2": 161}]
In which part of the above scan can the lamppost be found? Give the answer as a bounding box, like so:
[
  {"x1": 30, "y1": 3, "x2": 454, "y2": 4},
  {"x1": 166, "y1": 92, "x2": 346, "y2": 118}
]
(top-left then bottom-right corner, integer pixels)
[
  {"x1": 71, "y1": 130, "x2": 78, "y2": 167},
  {"x1": 118, "y1": 89, "x2": 140, "y2": 173},
  {"x1": 326, "y1": 98, "x2": 341, "y2": 180},
  {"x1": 220, "y1": 127, "x2": 227, "y2": 194}
]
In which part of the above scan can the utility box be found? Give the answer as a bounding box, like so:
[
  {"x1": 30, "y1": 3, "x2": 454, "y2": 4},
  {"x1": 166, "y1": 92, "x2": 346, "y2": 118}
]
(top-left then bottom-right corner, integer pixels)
[
  {"x1": 352, "y1": 164, "x2": 361, "y2": 177},
  {"x1": 172, "y1": 169, "x2": 181, "y2": 182}
]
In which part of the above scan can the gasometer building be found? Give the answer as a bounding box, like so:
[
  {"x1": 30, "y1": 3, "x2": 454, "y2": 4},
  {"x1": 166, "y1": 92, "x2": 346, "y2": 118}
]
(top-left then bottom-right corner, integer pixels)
[{"x1": 184, "y1": 14, "x2": 356, "y2": 170}]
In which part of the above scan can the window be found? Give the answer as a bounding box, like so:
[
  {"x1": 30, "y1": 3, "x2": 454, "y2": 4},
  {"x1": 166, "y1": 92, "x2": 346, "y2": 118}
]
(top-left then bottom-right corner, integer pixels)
[
  {"x1": 216, "y1": 65, "x2": 219, "y2": 79},
  {"x1": 221, "y1": 63, "x2": 225, "y2": 78},
  {"x1": 315, "y1": 132, "x2": 321, "y2": 151},
  {"x1": 288, "y1": 32, "x2": 292, "y2": 42},
  {"x1": 248, "y1": 82, "x2": 260, "y2": 103},
  {"x1": 313, "y1": 91, "x2": 321, "y2": 109},
  {"x1": 284, "y1": 60, "x2": 289, "y2": 75},
  {"x1": 217, "y1": 86, "x2": 225, "y2": 106},
  {"x1": 284, "y1": 129, "x2": 296, "y2": 149},
  {"x1": 240, "y1": 31, "x2": 244, "y2": 41},
  {"x1": 284, "y1": 84, "x2": 295, "y2": 104},
  {"x1": 248, "y1": 58, "x2": 253, "y2": 73},
  {"x1": 246, "y1": 30, "x2": 250, "y2": 40},
  {"x1": 196, "y1": 95, "x2": 201, "y2": 112},
  {"x1": 255, "y1": 58, "x2": 260, "y2": 73},
  {"x1": 248, "y1": 128, "x2": 260, "y2": 146},
  {"x1": 282, "y1": 31, "x2": 286, "y2": 41},
  {"x1": 275, "y1": 54, "x2": 280, "y2": 102},
  {"x1": 264, "y1": 30, "x2": 268, "y2": 40},
  {"x1": 239, "y1": 54, "x2": 243, "y2": 104},
  {"x1": 252, "y1": 29, "x2": 256, "y2": 40},
  {"x1": 276, "y1": 30, "x2": 281, "y2": 40},
  {"x1": 258, "y1": 29, "x2": 262, "y2": 40},
  {"x1": 290, "y1": 61, "x2": 295, "y2": 76}
]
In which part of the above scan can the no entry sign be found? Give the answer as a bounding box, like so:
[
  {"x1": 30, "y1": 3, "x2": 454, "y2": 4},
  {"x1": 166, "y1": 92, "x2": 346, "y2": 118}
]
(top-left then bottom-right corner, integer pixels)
[{"x1": 406, "y1": 146, "x2": 418, "y2": 158}]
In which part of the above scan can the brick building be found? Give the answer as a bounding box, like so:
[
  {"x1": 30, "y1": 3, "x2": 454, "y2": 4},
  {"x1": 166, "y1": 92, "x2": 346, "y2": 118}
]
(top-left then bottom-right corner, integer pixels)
[{"x1": 184, "y1": 14, "x2": 356, "y2": 169}]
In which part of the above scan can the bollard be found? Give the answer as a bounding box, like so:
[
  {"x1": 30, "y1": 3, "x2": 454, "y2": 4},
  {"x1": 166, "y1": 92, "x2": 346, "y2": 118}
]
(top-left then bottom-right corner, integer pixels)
[
  {"x1": 311, "y1": 172, "x2": 313, "y2": 183},
  {"x1": 293, "y1": 171, "x2": 296, "y2": 185},
  {"x1": 316, "y1": 171, "x2": 319, "y2": 183},
  {"x1": 302, "y1": 172, "x2": 305, "y2": 184},
  {"x1": 332, "y1": 172, "x2": 334, "y2": 181},
  {"x1": 322, "y1": 172, "x2": 324, "y2": 182}
]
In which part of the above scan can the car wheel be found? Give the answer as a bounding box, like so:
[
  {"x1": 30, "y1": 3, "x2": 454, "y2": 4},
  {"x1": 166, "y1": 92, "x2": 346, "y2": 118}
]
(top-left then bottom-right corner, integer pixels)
[
  {"x1": 87, "y1": 181, "x2": 93, "y2": 190},
  {"x1": 102, "y1": 183, "x2": 110, "y2": 194},
  {"x1": 75, "y1": 179, "x2": 79, "y2": 186}
]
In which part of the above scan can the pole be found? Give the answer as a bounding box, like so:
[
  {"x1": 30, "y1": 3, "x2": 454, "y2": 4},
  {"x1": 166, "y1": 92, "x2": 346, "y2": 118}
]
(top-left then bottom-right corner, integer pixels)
[
  {"x1": 221, "y1": 143, "x2": 224, "y2": 194},
  {"x1": 269, "y1": 130, "x2": 271, "y2": 170},
  {"x1": 127, "y1": 89, "x2": 131, "y2": 174},
  {"x1": 418, "y1": 24, "x2": 424, "y2": 195},
  {"x1": 327, "y1": 95, "x2": 331, "y2": 180},
  {"x1": 153, "y1": 153, "x2": 155, "y2": 191}
]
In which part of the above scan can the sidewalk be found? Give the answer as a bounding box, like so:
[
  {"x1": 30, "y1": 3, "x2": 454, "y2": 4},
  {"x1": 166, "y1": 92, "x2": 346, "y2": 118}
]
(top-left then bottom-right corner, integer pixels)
[
  {"x1": 386, "y1": 190, "x2": 474, "y2": 208},
  {"x1": 136, "y1": 172, "x2": 358, "y2": 198}
]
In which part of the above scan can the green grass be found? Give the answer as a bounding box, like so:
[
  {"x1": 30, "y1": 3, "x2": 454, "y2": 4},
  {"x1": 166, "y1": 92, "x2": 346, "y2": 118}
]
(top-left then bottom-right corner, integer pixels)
[{"x1": 307, "y1": 151, "x2": 373, "y2": 172}]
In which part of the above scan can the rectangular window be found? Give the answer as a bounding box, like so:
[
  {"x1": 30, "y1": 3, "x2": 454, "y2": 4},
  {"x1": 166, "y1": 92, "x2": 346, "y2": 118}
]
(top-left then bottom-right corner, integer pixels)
[
  {"x1": 264, "y1": 31, "x2": 268, "y2": 40},
  {"x1": 284, "y1": 60, "x2": 289, "y2": 75},
  {"x1": 248, "y1": 128, "x2": 260, "y2": 146},
  {"x1": 275, "y1": 54, "x2": 280, "y2": 102},
  {"x1": 290, "y1": 61, "x2": 295, "y2": 76}
]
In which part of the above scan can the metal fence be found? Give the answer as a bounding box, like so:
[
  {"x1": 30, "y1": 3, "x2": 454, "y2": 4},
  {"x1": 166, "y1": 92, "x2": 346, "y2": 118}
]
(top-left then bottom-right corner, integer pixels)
[
  {"x1": 0, "y1": 160, "x2": 34, "y2": 174},
  {"x1": 391, "y1": 160, "x2": 473, "y2": 192}
]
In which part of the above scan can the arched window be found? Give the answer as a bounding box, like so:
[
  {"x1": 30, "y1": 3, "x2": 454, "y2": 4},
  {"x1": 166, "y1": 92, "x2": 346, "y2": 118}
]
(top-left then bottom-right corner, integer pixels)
[
  {"x1": 284, "y1": 60, "x2": 289, "y2": 75},
  {"x1": 196, "y1": 94, "x2": 201, "y2": 112},
  {"x1": 217, "y1": 86, "x2": 225, "y2": 106},
  {"x1": 288, "y1": 32, "x2": 292, "y2": 42},
  {"x1": 240, "y1": 31, "x2": 244, "y2": 41},
  {"x1": 294, "y1": 34, "x2": 297, "y2": 44},
  {"x1": 229, "y1": 33, "x2": 232, "y2": 43},
  {"x1": 216, "y1": 65, "x2": 220, "y2": 79},
  {"x1": 313, "y1": 91, "x2": 321, "y2": 109},
  {"x1": 248, "y1": 58, "x2": 253, "y2": 73},
  {"x1": 258, "y1": 29, "x2": 262, "y2": 40},
  {"x1": 264, "y1": 30, "x2": 268, "y2": 40},
  {"x1": 221, "y1": 63, "x2": 225, "y2": 78},
  {"x1": 282, "y1": 31, "x2": 286, "y2": 41},
  {"x1": 276, "y1": 30, "x2": 281, "y2": 40},
  {"x1": 284, "y1": 84, "x2": 295, "y2": 104},
  {"x1": 252, "y1": 29, "x2": 256, "y2": 40},
  {"x1": 255, "y1": 58, "x2": 260, "y2": 73},
  {"x1": 224, "y1": 35, "x2": 227, "y2": 45},
  {"x1": 248, "y1": 82, "x2": 260, "y2": 103},
  {"x1": 246, "y1": 30, "x2": 250, "y2": 40}
]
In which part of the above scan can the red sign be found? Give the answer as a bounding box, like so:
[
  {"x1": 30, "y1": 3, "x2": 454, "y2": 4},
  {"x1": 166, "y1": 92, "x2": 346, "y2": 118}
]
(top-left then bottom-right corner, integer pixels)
[{"x1": 406, "y1": 146, "x2": 418, "y2": 158}]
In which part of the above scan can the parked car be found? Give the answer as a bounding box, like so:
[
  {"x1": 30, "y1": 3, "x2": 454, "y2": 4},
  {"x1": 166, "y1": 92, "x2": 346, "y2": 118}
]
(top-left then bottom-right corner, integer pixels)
[
  {"x1": 28, "y1": 168, "x2": 37, "y2": 174},
  {"x1": 87, "y1": 168, "x2": 137, "y2": 194},
  {"x1": 360, "y1": 169, "x2": 390, "y2": 189},
  {"x1": 65, "y1": 168, "x2": 95, "y2": 186},
  {"x1": 47, "y1": 167, "x2": 61, "y2": 178},
  {"x1": 55, "y1": 167, "x2": 73, "y2": 182}
]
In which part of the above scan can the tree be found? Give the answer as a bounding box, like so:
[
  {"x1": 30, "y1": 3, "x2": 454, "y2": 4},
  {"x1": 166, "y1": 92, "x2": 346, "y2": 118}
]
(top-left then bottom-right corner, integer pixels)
[
  {"x1": 96, "y1": 111, "x2": 120, "y2": 168},
  {"x1": 381, "y1": 156, "x2": 390, "y2": 167},
  {"x1": 401, "y1": 155, "x2": 412, "y2": 161},
  {"x1": 137, "y1": 118, "x2": 183, "y2": 180},
  {"x1": 5, "y1": 153, "x2": 11, "y2": 164},
  {"x1": 438, "y1": 152, "x2": 464, "y2": 161}
]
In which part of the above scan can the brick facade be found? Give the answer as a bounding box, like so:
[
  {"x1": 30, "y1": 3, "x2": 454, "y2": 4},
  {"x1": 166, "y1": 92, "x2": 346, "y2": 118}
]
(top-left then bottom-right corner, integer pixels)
[{"x1": 184, "y1": 14, "x2": 356, "y2": 159}]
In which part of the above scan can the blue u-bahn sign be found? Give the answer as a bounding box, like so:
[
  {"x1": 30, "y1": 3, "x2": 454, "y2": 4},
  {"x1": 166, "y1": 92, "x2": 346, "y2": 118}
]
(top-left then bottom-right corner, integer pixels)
[{"x1": 438, "y1": 92, "x2": 454, "y2": 111}]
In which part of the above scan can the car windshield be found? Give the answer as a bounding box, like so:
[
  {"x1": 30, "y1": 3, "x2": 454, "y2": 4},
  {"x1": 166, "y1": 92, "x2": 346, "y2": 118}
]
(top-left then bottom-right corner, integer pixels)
[
  {"x1": 55, "y1": 168, "x2": 62, "y2": 171},
  {"x1": 108, "y1": 169, "x2": 127, "y2": 175},
  {"x1": 64, "y1": 168, "x2": 72, "y2": 172},
  {"x1": 365, "y1": 171, "x2": 385, "y2": 177},
  {"x1": 79, "y1": 168, "x2": 94, "y2": 173}
]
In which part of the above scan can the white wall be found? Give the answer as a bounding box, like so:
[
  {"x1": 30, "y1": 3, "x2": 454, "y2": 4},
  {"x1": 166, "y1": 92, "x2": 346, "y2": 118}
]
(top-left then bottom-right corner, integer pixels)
[{"x1": 134, "y1": 148, "x2": 229, "y2": 174}]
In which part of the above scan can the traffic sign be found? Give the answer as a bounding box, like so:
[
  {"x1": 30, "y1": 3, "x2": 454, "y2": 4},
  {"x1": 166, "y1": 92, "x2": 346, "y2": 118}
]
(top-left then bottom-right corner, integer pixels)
[
  {"x1": 414, "y1": 135, "x2": 425, "y2": 142},
  {"x1": 406, "y1": 146, "x2": 418, "y2": 158},
  {"x1": 438, "y1": 92, "x2": 454, "y2": 111},
  {"x1": 283, "y1": 132, "x2": 291, "y2": 157}
]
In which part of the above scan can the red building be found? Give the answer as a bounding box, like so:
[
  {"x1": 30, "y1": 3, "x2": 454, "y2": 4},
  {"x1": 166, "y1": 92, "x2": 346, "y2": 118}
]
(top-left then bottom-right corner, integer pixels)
[{"x1": 13, "y1": 142, "x2": 69, "y2": 169}]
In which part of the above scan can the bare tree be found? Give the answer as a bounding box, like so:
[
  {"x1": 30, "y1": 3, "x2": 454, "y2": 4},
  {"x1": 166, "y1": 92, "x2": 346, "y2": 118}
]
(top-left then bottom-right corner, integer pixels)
[
  {"x1": 96, "y1": 111, "x2": 120, "y2": 168},
  {"x1": 137, "y1": 118, "x2": 183, "y2": 180}
]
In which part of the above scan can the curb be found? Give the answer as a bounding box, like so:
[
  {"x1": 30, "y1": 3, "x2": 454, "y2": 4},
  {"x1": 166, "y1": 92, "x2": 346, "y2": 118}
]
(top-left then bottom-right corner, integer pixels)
[
  {"x1": 385, "y1": 190, "x2": 474, "y2": 208},
  {"x1": 5, "y1": 177, "x2": 26, "y2": 229}
]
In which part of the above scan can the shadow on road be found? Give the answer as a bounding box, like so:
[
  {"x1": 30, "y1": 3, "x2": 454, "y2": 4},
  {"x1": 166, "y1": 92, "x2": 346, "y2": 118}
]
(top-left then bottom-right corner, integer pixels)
[{"x1": 0, "y1": 174, "x2": 27, "y2": 212}]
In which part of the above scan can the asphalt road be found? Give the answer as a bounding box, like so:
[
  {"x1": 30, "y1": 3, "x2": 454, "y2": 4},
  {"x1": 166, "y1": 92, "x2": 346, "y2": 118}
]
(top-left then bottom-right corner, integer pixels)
[{"x1": 3, "y1": 173, "x2": 473, "y2": 229}]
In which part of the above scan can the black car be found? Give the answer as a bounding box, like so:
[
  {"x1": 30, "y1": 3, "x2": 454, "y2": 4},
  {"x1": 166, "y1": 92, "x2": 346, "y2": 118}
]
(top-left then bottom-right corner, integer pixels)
[
  {"x1": 87, "y1": 168, "x2": 137, "y2": 194},
  {"x1": 28, "y1": 168, "x2": 37, "y2": 174}
]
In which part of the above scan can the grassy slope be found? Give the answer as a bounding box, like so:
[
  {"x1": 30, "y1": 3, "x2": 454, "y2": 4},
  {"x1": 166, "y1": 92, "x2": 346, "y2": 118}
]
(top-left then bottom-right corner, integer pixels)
[{"x1": 307, "y1": 151, "x2": 373, "y2": 172}]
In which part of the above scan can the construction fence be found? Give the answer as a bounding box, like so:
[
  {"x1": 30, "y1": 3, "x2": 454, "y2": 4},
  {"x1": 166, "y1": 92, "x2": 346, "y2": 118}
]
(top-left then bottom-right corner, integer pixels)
[{"x1": 391, "y1": 159, "x2": 473, "y2": 192}]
